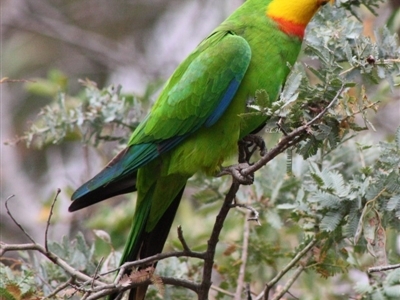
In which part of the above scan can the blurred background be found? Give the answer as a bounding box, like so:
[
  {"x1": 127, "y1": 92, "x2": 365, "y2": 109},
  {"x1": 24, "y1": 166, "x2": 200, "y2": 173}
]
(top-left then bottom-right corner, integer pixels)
[{"x1": 1, "y1": 0, "x2": 399, "y2": 258}]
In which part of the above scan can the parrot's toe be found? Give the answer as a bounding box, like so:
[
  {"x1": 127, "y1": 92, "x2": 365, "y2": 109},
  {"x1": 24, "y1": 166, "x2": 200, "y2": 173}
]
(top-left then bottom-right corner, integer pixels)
[
  {"x1": 216, "y1": 163, "x2": 254, "y2": 185},
  {"x1": 238, "y1": 134, "x2": 267, "y2": 163}
]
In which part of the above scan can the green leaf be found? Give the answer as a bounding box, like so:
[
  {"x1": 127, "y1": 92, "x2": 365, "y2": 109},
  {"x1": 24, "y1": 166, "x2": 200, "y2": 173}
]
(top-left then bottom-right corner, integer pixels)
[
  {"x1": 386, "y1": 269, "x2": 400, "y2": 286},
  {"x1": 384, "y1": 285, "x2": 400, "y2": 298},
  {"x1": 320, "y1": 211, "x2": 343, "y2": 232},
  {"x1": 276, "y1": 203, "x2": 298, "y2": 210},
  {"x1": 354, "y1": 281, "x2": 373, "y2": 294},
  {"x1": 386, "y1": 195, "x2": 400, "y2": 211}
]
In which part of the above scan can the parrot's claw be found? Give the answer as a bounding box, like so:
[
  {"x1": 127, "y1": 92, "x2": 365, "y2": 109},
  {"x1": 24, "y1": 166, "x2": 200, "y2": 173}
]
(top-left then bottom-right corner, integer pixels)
[
  {"x1": 216, "y1": 163, "x2": 254, "y2": 185},
  {"x1": 238, "y1": 134, "x2": 267, "y2": 163}
]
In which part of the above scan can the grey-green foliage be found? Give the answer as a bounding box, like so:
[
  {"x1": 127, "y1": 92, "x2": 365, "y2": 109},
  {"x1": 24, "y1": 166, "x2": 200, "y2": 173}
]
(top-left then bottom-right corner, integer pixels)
[
  {"x1": 0, "y1": 264, "x2": 37, "y2": 297},
  {"x1": 48, "y1": 233, "x2": 97, "y2": 273},
  {"x1": 292, "y1": 130, "x2": 400, "y2": 236},
  {"x1": 13, "y1": 79, "x2": 144, "y2": 148},
  {"x1": 41, "y1": 233, "x2": 99, "y2": 296},
  {"x1": 278, "y1": 4, "x2": 398, "y2": 157},
  {"x1": 0, "y1": 232, "x2": 108, "y2": 299}
]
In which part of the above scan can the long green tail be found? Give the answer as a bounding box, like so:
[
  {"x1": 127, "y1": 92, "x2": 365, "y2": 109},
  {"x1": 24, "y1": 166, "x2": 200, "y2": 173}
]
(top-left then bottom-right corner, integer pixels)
[{"x1": 108, "y1": 186, "x2": 186, "y2": 300}]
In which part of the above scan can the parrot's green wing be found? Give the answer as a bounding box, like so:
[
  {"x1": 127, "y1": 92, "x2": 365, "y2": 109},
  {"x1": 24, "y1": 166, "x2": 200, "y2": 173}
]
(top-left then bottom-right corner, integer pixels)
[
  {"x1": 69, "y1": 31, "x2": 251, "y2": 210},
  {"x1": 129, "y1": 30, "x2": 252, "y2": 143}
]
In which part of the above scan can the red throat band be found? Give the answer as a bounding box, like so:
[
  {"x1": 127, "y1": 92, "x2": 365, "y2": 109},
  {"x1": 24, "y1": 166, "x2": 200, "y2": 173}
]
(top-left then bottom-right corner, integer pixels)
[{"x1": 270, "y1": 16, "x2": 306, "y2": 39}]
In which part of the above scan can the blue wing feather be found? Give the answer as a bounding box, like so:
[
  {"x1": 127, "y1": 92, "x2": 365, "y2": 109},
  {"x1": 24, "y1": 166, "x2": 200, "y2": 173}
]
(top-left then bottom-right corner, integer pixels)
[{"x1": 205, "y1": 78, "x2": 241, "y2": 127}]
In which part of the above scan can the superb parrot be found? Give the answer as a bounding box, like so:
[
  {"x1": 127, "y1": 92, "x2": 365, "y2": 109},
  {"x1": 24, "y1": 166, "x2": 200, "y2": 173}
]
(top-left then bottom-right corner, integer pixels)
[{"x1": 69, "y1": 0, "x2": 331, "y2": 298}]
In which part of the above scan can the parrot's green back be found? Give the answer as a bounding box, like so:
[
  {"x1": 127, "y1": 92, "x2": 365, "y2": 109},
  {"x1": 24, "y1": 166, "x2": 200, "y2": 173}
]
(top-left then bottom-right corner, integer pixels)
[{"x1": 69, "y1": 0, "x2": 330, "y2": 299}]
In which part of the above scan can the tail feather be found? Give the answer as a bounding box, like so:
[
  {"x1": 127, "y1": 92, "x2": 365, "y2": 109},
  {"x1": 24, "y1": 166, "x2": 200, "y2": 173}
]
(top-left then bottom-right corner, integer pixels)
[
  {"x1": 69, "y1": 143, "x2": 158, "y2": 212},
  {"x1": 108, "y1": 186, "x2": 185, "y2": 300},
  {"x1": 68, "y1": 174, "x2": 137, "y2": 211},
  {"x1": 130, "y1": 186, "x2": 185, "y2": 300}
]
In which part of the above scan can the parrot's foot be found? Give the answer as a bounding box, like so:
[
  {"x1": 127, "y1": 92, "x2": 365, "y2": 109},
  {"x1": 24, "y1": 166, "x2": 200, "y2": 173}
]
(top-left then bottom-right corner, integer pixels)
[
  {"x1": 238, "y1": 134, "x2": 267, "y2": 163},
  {"x1": 217, "y1": 163, "x2": 254, "y2": 185}
]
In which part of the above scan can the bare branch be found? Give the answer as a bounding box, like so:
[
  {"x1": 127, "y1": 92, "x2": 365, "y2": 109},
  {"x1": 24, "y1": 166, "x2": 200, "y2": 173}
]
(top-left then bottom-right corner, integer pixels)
[
  {"x1": 46, "y1": 277, "x2": 75, "y2": 299},
  {"x1": 198, "y1": 182, "x2": 241, "y2": 299},
  {"x1": 0, "y1": 242, "x2": 105, "y2": 285},
  {"x1": 0, "y1": 77, "x2": 36, "y2": 84},
  {"x1": 5, "y1": 195, "x2": 36, "y2": 244},
  {"x1": 84, "y1": 276, "x2": 200, "y2": 299},
  {"x1": 177, "y1": 225, "x2": 191, "y2": 252},
  {"x1": 162, "y1": 276, "x2": 199, "y2": 293},
  {"x1": 254, "y1": 238, "x2": 318, "y2": 300},
  {"x1": 92, "y1": 257, "x2": 105, "y2": 289},
  {"x1": 0, "y1": 240, "x2": 204, "y2": 299},
  {"x1": 45, "y1": 188, "x2": 61, "y2": 252},
  {"x1": 234, "y1": 210, "x2": 251, "y2": 300},
  {"x1": 368, "y1": 263, "x2": 400, "y2": 273},
  {"x1": 270, "y1": 250, "x2": 314, "y2": 300},
  {"x1": 109, "y1": 249, "x2": 205, "y2": 283},
  {"x1": 270, "y1": 265, "x2": 305, "y2": 300},
  {"x1": 211, "y1": 285, "x2": 235, "y2": 297}
]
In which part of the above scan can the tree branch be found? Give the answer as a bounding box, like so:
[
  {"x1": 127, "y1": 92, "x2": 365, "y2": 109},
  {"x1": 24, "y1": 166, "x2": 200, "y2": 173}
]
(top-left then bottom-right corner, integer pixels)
[
  {"x1": 5, "y1": 195, "x2": 36, "y2": 244},
  {"x1": 0, "y1": 242, "x2": 103, "y2": 285},
  {"x1": 177, "y1": 225, "x2": 191, "y2": 252},
  {"x1": 45, "y1": 188, "x2": 61, "y2": 252},
  {"x1": 254, "y1": 238, "x2": 318, "y2": 300},
  {"x1": 46, "y1": 278, "x2": 75, "y2": 299},
  {"x1": 241, "y1": 84, "x2": 345, "y2": 177},
  {"x1": 270, "y1": 249, "x2": 314, "y2": 300},
  {"x1": 234, "y1": 210, "x2": 251, "y2": 300},
  {"x1": 368, "y1": 263, "x2": 400, "y2": 273},
  {"x1": 198, "y1": 182, "x2": 241, "y2": 299}
]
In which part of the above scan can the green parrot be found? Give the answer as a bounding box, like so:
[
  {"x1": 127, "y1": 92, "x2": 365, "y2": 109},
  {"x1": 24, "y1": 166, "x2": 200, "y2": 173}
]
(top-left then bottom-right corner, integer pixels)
[{"x1": 69, "y1": 0, "x2": 331, "y2": 298}]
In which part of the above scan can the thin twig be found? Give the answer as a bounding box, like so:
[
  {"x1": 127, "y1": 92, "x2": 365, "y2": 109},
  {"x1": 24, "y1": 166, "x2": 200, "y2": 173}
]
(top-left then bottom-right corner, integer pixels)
[
  {"x1": 270, "y1": 250, "x2": 315, "y2": 300},
  {"x1": 45, "y1": 188, "x2": 61, "y2": 252},
  {"x1": 234, "y1": 210, "x2": 251, "y2": 300},
  {"x1": 368, "y1": 263, "x2": 400, "y2": 273},
  {"x1": 92, "y1": 257, "x2": 105, "y2": 289},
  {"x1": 255, "y1": 238, "x2": 318, "y2": 300},
  {"x1": 276, "y1": 118, "x2": 288, "y2": 136},
  {"x1": 45, "y1": 277, "x2": 74, "y2": 299},
  {"x1": 232, "y1": 203, "x2": 261, "y2": 226},
  {"x1": 270, "y1": 250, "x2": 314, "y2": 300},
  {"x1": 177, "y1": 225, "x2": 191, "y2": 252},
  {"x1": 75, "y1": 248, "x2": 204, "y2": 291},
  {"x1": 5, "y1": 195, "x2": 36, "y2": 244},
  {"x1": 0, "y1": 77, "x2": 36, "y2": 84},
  {"x1": 211, "y1": 285, "x2": 235, "y2": 297},
  {"x1": 270, "y1": 265, "x2": 305, "y2": 300}
]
